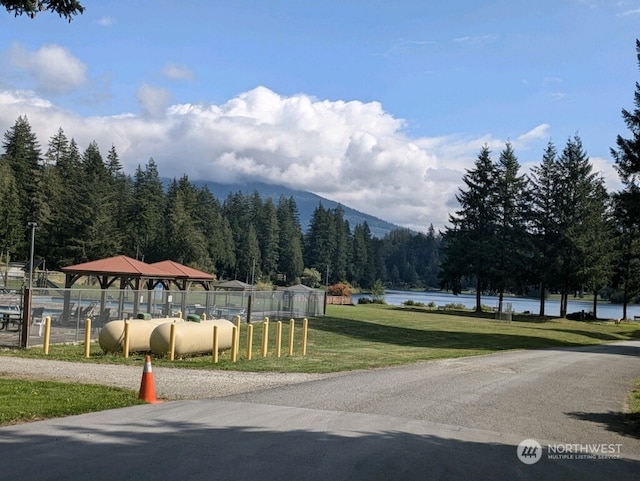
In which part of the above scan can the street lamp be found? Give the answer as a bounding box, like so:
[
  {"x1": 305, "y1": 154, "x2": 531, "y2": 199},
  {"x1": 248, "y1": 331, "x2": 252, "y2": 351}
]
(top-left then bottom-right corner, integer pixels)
[
  {"x1": 21, "y1": 221, "x2": 37, "y2": 348},
  {"x1": 27, "y1": 221, "x2": 37, "y2": 292}
]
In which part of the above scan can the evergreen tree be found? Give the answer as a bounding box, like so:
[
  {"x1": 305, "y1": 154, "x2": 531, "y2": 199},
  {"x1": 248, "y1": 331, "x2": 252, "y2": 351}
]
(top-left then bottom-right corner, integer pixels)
[
  {"x1": 440, "y1": 145, "x2": 498, "y2": 312},
  {"x1": 611, "y1": 39, "x2": 640, "y2": 318},
  {"x1": 81, "y1": 141, "x2": 121, "y2": 260},
  {"x1": 331, "y1": 206, "x2": 351, "y2": 284},
  {"x1": 305, "y1": 204, "x2": 336, "y2": 279},
  {"x1": 0, "y1": 163, "x2": 22, "y2": 260},
  {"x1": 127, "y1": 158, "x2": 165, "y2": 261},
  {"x1": 530, "y1": 141, "x2": 562, "y2": 315},
  {"x1": 194, "y1": 186, "x2": 235, "y2": 276},
  {"x1": 1, "y1": 116, "x2": 44, "y2": 259},
  {"x1": 257, "y1": 198, "x2": 279, "y2": 282},
  {"x1": 164, "y1": 180, "x2": 209, "y2": 268},
  {"x1": 555, "y1": 135, "x2": 602, "y2": 317},
  {"x1": 276, "y1": 196, "x2": 304, "y2": 283},
  {"x1": 491, "y1": 142, "x2": 531, "y2": 311}
]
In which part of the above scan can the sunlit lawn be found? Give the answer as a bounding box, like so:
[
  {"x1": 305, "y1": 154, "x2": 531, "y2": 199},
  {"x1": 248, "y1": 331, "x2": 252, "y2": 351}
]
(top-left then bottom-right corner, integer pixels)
[
  {"x1": 2, "y1": 303, "x2": 639, "y2": 373},
  {"x1": 0, "y1": 378, "x2": 143, "y2": 426}
]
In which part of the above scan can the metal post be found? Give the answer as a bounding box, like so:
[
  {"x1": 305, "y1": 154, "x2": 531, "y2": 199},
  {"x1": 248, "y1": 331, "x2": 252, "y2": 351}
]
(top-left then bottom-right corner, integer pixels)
[{"x1": 21, "y1": 222, "x2": 37, "y2": 348}]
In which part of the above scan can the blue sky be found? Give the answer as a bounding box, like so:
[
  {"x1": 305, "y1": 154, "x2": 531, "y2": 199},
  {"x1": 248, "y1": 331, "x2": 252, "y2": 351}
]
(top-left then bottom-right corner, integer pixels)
[{"x1": 1, "y1": 0, "x2": 639, "y2": 232}]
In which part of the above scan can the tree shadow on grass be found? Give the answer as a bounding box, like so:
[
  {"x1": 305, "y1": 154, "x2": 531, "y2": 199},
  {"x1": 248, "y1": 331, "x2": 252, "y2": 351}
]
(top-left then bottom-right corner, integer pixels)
[
  {"x1": 311, "y1": 316, "x2": 640, "y2": 356},
  {"x1": 566, "y1": 411, "x2": 640, "y2": 440}
]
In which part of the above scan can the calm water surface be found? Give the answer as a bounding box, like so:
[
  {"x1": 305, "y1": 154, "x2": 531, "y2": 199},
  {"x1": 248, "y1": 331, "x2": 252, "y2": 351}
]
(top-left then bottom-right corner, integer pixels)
[{"x1": 353, "y1": 290, "x2": 640, "y2": 320}]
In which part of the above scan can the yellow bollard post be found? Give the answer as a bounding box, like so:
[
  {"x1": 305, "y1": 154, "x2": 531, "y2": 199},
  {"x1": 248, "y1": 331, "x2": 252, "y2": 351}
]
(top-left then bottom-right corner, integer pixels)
[
  {"x1": 261, "y1": 317, "x2": 269, "y2": 357},
  {"x1": 231, "y1": 326, "x2": 238, "y2": 362},
  {"x1": 275, "y1": 321, "x2": 282, "y2": 358},
  {"x1": 302, "y1": 318, "x2": 309, "y2": 356},
  {"x1": 177, "y1": 310, "x2": 182, "y2": 319},
  {"x1": 202, "y1": 313, "x2": 207, "y2": 321},
  {"x1": 43, "y1": 316, "x2": 51, "y2": 355},
  {"x1": 123, "y1": 320, "x2": 130, "y2": 358},
  {"x1": 212, "y1": 325, "x2": 219, "y2": 363},
  {"x1": 169, "y1": 322, "x2": 176, "y2": 361},
  {"x1": 83, "y1": 318, "x2": 91, "y2": 358},
  {"x1": 246, "y1": 324, "x2": 254, "y2": 360},
  {"x1": 288, "y1": 319, "x2": 295, "y2": 356},
  {"x1": 235, "y1": 315, "x2": 241, "y2": 353}
]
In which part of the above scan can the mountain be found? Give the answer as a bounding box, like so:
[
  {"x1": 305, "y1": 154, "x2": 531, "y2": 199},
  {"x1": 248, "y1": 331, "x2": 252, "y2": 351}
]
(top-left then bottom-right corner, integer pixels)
[{"x1": 192, "y1": 181, "x2": 402, "y2": 238}]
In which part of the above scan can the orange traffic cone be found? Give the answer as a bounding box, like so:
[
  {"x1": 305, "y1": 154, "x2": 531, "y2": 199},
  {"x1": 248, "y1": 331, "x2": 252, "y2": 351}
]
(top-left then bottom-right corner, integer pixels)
[{"x1": 138, "y1": 355, "x2": 161, "y2": 403}]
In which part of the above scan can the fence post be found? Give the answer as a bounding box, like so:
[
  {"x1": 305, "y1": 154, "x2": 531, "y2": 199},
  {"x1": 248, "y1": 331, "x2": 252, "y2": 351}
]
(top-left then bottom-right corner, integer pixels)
[
  {"x1": 261, "y1": 317, "x2": 269, "y2": 357},
  {"x1": 246, "y1": 324, "x2": 254, "y2": 360},
  {"x1": 123, "y1": 320, "x2": 130, "y2": 358},
  {"x1": 83, "y1": 318, "x2": 91, "y2": 358},
  {"x1": 302, "y1": 318, "x2": 308, "y2": 356},
  {"x1": 276, "y1": 321, "x2": 282, "y2": 358},
  {"x1": 231, "y1": 326, "x2": 238, "y2": 362},
  {"x1": 288, "y1": 319, "x2": 295, "y2": 356},
  {"x1": 212, "y1": 325, "x2": 219, "y2": 363},
  {"x1": 235, "y1": 315, "x2": 241, "y2": 353},
  {"x1": 43, "y1": 316, "x2": 51, "y2": 355},
  {"x1": 169, "y1": 323, "x2": 176, "y2": 361}
]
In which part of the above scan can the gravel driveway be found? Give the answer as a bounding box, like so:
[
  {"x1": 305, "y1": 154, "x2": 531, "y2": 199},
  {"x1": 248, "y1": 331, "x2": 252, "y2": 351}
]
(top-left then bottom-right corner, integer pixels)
[{"x1": 0, "y1": 356, "x2": 336, "y2": 398}]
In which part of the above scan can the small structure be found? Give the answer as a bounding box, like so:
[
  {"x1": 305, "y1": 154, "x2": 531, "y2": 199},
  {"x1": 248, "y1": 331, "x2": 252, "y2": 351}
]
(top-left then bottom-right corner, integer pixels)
[{"x1": 59, "y1": 255, "x2": 217, "y2": 322}]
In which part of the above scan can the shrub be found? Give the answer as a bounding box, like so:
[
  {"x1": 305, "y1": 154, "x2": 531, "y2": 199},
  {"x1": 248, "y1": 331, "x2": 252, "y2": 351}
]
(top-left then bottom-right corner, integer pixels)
[
  {"x1": 327, "y1": 282, "x2": 352, "y2": 297},
  {"x1": 403, "y1": 299, "x2": 426, "y2": 307}
]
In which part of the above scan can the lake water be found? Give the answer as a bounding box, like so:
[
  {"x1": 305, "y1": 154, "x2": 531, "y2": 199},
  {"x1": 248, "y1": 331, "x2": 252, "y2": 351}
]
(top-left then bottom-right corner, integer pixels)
[{"x1": 352, "y1": 290, "x2": 640, "y2": 320}]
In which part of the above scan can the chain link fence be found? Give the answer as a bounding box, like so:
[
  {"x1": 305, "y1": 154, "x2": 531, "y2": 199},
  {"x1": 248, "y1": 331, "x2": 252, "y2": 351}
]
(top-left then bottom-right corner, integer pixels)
[{"x1": 0, "y1": 286, "x2": 325, "y2": 348}]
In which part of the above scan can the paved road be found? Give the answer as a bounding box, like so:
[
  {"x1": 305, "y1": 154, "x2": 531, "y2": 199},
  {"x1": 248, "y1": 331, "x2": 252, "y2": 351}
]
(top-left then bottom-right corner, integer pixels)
[{"x1": 1, "y1": 342, "x2": 639, "y2": 480}]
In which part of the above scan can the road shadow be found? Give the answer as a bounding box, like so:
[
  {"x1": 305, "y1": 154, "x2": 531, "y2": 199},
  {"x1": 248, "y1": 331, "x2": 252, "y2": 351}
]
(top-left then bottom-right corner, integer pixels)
[
  {"x1": 566, "y1": 411, "x2": 640, "y2": 440},
  {"x1": 0, "y1": 416, "x2": 637, "y2": 481}
]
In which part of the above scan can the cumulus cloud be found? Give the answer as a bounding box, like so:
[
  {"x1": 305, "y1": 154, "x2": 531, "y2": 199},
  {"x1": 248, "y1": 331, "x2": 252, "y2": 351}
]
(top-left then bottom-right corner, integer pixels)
[
  {"x1": 136, "y1": 84, "x2": 172, "y2": 117},
  {"x1": 0, "y1": 86, "x2": 617, "y2": 232},
  {"x1": 7, "y1": 43, "x2": 87, "y2": 95}
]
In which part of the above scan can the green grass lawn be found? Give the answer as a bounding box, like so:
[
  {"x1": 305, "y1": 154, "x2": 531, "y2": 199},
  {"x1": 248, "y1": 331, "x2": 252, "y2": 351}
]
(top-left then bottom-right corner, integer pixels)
[
  {"x1": 0, "y1": 378, "x2": 144, "y2": 426},
  {"x1": 1, "y1": 303, "x2": 639, "y2": 426},
  {"x1": 3, "y1": 303, "x2": 639, "y2": 373}
]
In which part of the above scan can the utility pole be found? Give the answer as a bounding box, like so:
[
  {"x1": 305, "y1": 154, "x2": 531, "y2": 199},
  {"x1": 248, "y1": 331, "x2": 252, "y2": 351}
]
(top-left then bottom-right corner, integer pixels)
[{"x1": 21, "y1": 221, "x2": 37, "y2": 348}]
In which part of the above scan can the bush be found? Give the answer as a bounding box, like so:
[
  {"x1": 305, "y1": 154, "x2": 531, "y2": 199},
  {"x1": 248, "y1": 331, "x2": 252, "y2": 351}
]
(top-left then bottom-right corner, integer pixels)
[
  {"x1": 444, "y1": 302, "x2": 467, "y2": 310},
  {"x1": 358, "y1": 297, "x2": 386, "y2": 305},
  {"x1": 403, "y1": 299, "x2": 426, "y2": 307},
  {"x1": 327, "y1": 282, "x2": 352, "y2": 297}
]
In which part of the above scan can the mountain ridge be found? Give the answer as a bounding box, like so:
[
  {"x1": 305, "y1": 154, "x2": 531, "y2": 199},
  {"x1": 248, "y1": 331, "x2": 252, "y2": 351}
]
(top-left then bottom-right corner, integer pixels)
[{"x1": 190, "y1": 180, "x2": 402, "y2": 238}]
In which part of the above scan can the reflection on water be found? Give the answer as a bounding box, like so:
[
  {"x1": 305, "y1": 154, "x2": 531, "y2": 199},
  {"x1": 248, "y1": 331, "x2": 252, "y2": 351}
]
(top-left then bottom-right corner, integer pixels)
[{"x1": 352, "y1": 290, "x2": 640, "y2": 319}]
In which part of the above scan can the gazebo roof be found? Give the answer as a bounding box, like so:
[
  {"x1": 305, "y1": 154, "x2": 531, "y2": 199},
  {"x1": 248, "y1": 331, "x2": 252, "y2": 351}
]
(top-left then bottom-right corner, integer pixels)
[
  {"x1": 61, "y1": 255, "x2": 170, "y2": 277},
  {"x1": 60, "y1": 255, "x2": 216, "y2": 291},
  {"x1": 150, "y1": 260, "x2": 215, "y2": 281}
]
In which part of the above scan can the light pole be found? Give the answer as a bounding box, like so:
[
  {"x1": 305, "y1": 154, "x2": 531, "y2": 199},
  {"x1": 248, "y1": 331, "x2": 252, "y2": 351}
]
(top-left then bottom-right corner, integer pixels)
[
  {"x1": 21, "y1": 221, "x2": 37, "y2": 348},
  {"x1": 27, "y1": 221, "x2": 37, "y2": 292}
]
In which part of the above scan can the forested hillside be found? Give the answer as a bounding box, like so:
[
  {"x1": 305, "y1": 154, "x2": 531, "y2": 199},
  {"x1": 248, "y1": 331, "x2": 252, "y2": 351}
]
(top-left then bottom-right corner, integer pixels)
[{"x1": 0, "y1": 116, "x2": 441, "y2": 289}]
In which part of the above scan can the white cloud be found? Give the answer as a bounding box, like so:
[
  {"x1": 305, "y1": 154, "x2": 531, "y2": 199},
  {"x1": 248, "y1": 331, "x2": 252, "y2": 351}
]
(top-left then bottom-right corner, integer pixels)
[
  {"x1": 136, "y1": 84, "x2": 172, "y2": 117},
  {"x1": 7, "y1": 43, "x2": 87, "y2": 95},
  {"x1": 0, "y1": 86, "x2": 607, "y2": 232},
  {"x1": 162, "y1": 63, "x2": 194, "y2": 81}
]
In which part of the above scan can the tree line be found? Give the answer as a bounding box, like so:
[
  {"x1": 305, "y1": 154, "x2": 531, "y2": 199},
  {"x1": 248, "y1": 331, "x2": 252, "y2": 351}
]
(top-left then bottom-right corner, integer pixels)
[
  {"x1": 0, "y1": 116, "x2": 442, "y2": 289},
  {"x1": 440, "y1": 41, "x2": 640, "y2": 318}
]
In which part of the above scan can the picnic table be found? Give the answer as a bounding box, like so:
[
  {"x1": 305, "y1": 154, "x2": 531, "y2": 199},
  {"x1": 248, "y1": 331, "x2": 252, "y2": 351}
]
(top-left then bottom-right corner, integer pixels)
[{"x1": 0, "y1": 305, "x2": 22, "y2": 331}]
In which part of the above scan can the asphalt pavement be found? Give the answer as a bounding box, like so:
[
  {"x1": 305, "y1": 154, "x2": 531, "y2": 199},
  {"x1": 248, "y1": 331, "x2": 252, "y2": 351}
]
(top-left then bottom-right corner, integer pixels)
[{"x1": 1, "y1": 341, "x2": 639, "y2": 480}]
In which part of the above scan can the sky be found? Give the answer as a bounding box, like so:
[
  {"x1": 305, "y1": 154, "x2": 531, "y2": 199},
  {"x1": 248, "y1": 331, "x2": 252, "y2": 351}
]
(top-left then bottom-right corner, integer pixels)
[{"x1": 0, "y1": 1, "x2": 639, "y2": 233}]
